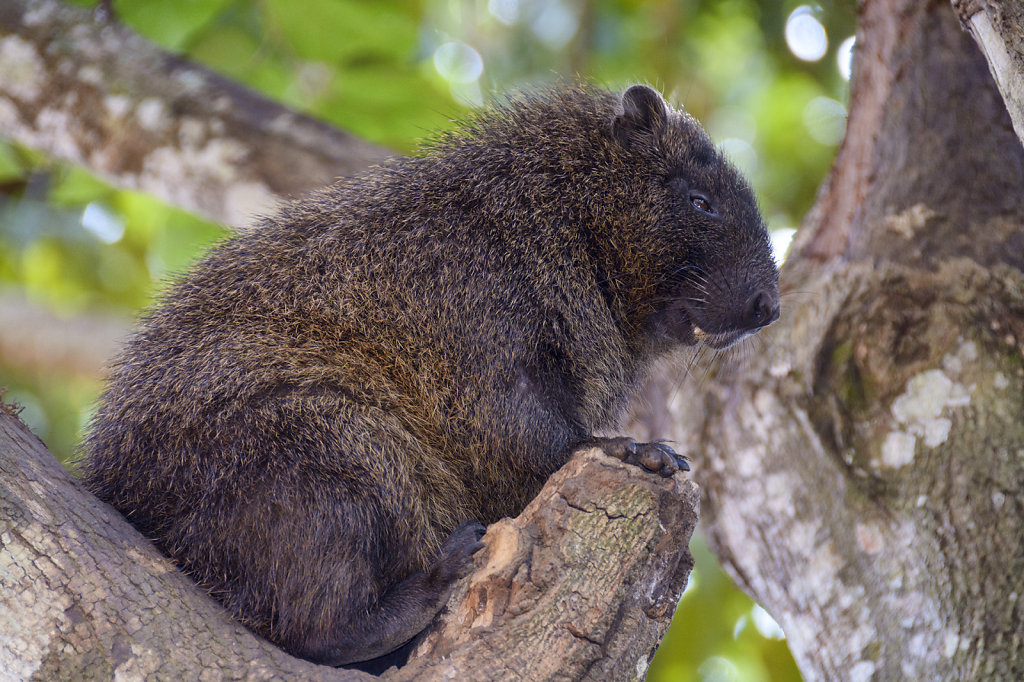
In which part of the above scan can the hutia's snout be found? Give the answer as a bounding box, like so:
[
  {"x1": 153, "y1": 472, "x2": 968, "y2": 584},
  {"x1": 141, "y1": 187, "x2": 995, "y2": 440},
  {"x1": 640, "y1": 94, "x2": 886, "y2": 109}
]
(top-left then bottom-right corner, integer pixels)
[
  {"x1": 741, "y1": 289, "x2": 780, "y2": 332},
  {"x1": 692, "y1": 285, "x2": 780, "y2": 349}
]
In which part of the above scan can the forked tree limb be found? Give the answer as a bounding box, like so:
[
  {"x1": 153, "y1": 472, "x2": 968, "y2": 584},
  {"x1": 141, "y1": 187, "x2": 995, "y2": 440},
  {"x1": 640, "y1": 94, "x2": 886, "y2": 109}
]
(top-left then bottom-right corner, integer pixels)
[
  {"x1": 626, "y1": 0, "x2": 1024, "y2": 678},
  {"x1": 0, "y1": 407, "x2": 698, "y2": 680}
]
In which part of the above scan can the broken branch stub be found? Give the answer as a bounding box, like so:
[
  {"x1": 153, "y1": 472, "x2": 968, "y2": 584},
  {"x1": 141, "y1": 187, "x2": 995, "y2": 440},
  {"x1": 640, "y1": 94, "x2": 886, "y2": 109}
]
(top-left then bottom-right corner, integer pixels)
[{"x1": 393, "y1": 448, "x2": 700, "y2": 681}]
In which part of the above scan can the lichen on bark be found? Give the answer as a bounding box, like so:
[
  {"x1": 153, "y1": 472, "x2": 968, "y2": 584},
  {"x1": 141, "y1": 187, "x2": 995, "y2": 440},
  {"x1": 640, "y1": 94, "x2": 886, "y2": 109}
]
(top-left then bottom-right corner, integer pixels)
[{"x1": 626, "y1": 1, "x2": 1024, "y2": 678}]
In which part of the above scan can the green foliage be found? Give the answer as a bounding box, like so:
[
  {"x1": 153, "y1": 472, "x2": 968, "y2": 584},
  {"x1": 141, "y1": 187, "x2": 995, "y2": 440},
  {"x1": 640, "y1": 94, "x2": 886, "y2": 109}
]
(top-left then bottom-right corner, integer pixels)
[
  {"x1": 0, "y1": 142, "x2": 22, "y2": 182},
  {"x1": 0, "y1": 0, "x2": 859, "y2": 677},
  {"x1": 264, "y1": 0, "x2": 418, "y2": 63},
  {"x1": 649, "y1": 537, "x2": 803, "y2": 681},
  {"x1": 113, "y1": 0, "x2": 235, "y2": 50}
]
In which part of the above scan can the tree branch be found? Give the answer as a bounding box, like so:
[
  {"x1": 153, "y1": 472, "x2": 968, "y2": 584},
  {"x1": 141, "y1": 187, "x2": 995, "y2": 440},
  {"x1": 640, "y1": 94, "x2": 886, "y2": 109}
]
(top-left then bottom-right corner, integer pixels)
[
  {"x1": 0, "y1": 406, "x2": 698, "y2": 679},
  {"x1": 392, "y1": 449, "x2": 697, "y2": 681},
  {"x1": 0, "y1": 293, "x2": 127, "y2": 379},
  {"x1": 952, "y1": 0, "x2": 1024, "y2": 148},
  {"x1": 0, "y1": 0, "x2": 390, "y2": 229}
]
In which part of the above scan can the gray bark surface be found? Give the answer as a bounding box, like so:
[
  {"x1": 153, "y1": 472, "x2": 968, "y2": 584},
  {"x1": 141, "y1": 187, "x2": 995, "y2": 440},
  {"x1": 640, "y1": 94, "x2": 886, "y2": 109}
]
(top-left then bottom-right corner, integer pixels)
[
  {"x1": 0, "y1": 294, "x2": 127, "y2": 379},
  {"x1": 0, "y1": 407, "x2": 697, "y2": 680},
  {"x1": 627, "y1": 0, "x2": 1024, "y2": 678},
  {"x1": 0, "y1": 0, "x2": 389, "y2": 229}
]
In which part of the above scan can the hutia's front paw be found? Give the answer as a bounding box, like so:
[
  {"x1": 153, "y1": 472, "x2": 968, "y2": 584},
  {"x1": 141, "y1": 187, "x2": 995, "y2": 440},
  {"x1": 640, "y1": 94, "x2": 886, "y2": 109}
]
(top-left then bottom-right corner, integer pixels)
[
  {"x1": 429, "y1": 520, "x2": 486, "y2": 585},
  {"x1": 593, "y1": 436, "x2": 690, "y2": 477}
]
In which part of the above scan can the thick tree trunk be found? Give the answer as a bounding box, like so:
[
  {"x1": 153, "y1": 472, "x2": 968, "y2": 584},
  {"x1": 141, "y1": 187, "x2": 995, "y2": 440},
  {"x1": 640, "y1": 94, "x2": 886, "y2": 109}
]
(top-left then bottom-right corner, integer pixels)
[{"x1": 629, "y1": 0, "x2": 1024, "y2": 678}]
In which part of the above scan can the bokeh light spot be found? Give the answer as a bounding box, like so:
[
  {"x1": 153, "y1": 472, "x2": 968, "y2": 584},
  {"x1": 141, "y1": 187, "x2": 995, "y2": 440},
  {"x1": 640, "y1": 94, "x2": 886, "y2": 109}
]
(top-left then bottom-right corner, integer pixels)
[
  {"x1": 488, "y1": 0, "x2": 520, "y2": 26},
  {"x1": 433, "y1": 42, "x2": 484, "y2": 84},
  {"x1": 837, "y1": 35, "x2": 856, "y2": 80},
  {"x1": 803, "y1": 96, "x2": 847, "y2": 145},
  {"x1": 752, "y1": 604, "x2": 786, "y2": 640},
  {"x1": 82, "y1": 202, "x2": 125, "y2": 244},
  {"x1": 531, "y1": 0, "x2": 579, "y2": 50},
  {"x1": 718, "y1": 138, "x2": 759, "y2": 177},
  {"x1": 771, "y1": 228, "x2": 797, "y2": 265},
  {"x1": 698, "y1": 655, "x2": 740, "y2": 682},
  {"x1": 785, "y1": 6, "x2": 828, "y2": 62}
]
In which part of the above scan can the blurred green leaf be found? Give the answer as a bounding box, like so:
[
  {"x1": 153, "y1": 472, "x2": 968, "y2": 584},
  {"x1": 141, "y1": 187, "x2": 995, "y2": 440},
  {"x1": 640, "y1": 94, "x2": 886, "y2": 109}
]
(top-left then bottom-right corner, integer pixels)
[
  {"x1": 49, "y1": 167, "x2": 113, "y2": 207},
  {"x1": 21, "y1": 237, "x2": 93, "y2": 312},
  {"x1": 187, "y1": 24, "x2": 263, "y2": 82},
  {"x1": 0, "y1": 142, "x2": 23, "y2": 182},
  {"x1": 263, "y1": 0, "x2": 419, "y2": 64},
  {"x1": 113, "y1": 0, "x2": 234, "y2": 50},
  {"x1": 321, "y1": 67, "x2": 456, "y2": 149},
  {"x1": 151, "y1": 210, "x2": 227, "y2": 279}
]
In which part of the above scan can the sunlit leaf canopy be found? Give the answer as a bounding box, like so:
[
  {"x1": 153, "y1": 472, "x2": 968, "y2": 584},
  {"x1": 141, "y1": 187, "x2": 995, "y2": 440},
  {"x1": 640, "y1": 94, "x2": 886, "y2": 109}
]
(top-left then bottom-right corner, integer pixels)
[{"x1": 0, "y1": 1, "x2": 856, "y2": 679}]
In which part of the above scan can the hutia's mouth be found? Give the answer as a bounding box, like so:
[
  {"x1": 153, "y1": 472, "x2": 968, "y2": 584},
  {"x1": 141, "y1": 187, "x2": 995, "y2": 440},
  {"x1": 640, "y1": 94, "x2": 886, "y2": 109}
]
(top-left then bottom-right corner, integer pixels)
[{"x1": 693, "y1": 326, "x2": 753, "y2": 350}]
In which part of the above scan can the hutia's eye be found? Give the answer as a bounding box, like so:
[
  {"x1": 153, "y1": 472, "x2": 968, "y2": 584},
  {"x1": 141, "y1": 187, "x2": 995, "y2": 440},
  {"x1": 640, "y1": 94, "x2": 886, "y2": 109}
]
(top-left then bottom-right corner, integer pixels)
[{"x1": 690, "y1": 194, "x2": 714, "y2": 214}]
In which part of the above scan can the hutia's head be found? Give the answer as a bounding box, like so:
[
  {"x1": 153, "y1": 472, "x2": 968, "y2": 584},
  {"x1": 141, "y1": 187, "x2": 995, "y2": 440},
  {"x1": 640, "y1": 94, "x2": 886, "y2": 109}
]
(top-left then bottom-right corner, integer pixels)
[{"x1": 612, "y1": 85, "x2": 780, "y2": 351}]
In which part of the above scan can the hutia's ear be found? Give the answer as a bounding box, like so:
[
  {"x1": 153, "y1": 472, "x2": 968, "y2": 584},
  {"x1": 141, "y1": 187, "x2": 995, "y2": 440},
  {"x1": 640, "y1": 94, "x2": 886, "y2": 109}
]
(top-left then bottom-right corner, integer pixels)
[{"x1": 612, "y1": 85, "x2": 668, "y2": 147}]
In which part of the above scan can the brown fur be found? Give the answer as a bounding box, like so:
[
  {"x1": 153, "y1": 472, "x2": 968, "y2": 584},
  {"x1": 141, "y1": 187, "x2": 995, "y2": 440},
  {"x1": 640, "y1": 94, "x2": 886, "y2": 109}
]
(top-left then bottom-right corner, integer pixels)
[{"x1": 83, "y1": 84, "x2": 778, "y2": 668}]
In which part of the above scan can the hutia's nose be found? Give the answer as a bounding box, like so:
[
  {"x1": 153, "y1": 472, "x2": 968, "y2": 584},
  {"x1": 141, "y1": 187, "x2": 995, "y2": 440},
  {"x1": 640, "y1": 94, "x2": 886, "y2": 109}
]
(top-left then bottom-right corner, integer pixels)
[{"x1": 741, "y1": 290, "x2": 780, "y2": 330}]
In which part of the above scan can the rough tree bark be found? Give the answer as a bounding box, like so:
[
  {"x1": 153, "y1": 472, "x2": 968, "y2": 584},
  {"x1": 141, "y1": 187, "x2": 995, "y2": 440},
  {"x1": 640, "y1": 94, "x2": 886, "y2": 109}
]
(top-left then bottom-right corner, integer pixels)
[
  {"x1": 0, "y1": 405, "x2": 698, "y2": 680},
  {"x1": 0, "y1": 0, "x2": 389, "y2": 229},
  {"x1": 2, "y1": 0, "x2": 1023, "y2": 679},
  {"x1": 628, "y1": 0, "x2": 1024, "y2": 678}
]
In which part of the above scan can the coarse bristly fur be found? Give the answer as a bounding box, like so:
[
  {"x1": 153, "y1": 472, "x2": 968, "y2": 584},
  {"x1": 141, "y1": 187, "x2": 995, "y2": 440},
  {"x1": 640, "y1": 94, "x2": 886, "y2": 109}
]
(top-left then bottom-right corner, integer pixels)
[{"x1": 82, "y1": 83, "x2": 779, "y2": 670}]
